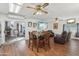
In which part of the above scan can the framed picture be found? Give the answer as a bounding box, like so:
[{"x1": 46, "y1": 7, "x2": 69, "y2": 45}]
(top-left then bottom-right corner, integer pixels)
[
  {"x1": 33, "y1": 23, "x2": 37, "y2": 28},
  {"x1": 53, "y1": 23, "x2": 58, "y2": 29},
  {"x1": 28, "y1": 22, "x2": 32, "y2": 27}
]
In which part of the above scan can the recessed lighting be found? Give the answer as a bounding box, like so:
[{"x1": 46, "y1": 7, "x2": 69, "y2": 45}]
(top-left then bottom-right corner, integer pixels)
[
  {"x1": 9, "y1": 3, "x2": 14, "y2": 12},
  {"x1": 9, "y1": 3, "x2": 23, "y2": 13},
  {"x1": 15, "y1": 6, "x2": 21, "y2": 13}
]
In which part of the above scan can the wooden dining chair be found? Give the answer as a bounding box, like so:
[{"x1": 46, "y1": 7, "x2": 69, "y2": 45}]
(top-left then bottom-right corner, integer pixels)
[
  {"x1": 36, "y1": 31, "x2": 51, "y2": 52},
  {"x1": 37, "y1": 35, "x2": 45, "y2": 52},
  {"x1": 43, "y1": 31, "x2": 51, "y2": 50},
  {"x1": 28, "y1": 32, "x2": 33, "y2": 48},
  {"x1": 28, "y1": 31, "x2": 37, "y2": 51}
]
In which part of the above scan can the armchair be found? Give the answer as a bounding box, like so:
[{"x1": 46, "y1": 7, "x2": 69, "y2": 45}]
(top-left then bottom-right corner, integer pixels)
[
  {"x1": 75, "y1": 32, "x2": 79, "y2": 37},
  {"x1": 54, "y1": 31, "x2": 68, "y2": 44}
]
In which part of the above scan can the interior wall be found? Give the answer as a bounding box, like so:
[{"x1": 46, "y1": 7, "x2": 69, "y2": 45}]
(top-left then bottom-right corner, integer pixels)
[
  {"x1": 48, "y1": 18, "x2": 79, "y2": 35},
  {"x1": 0, "y1": 14, "x2": 6, "y2": 44},
  {"x1": 48, "y1": 18, "x2": 66, "y2": 34},
  {"x1": 25, "y1": 18, "x2": 39, "y2": 39}
]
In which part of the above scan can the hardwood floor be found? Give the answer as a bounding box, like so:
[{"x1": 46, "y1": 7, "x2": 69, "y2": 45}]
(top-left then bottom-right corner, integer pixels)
[{"x1": 0, "y1": 39, "x2": 79, "y2": 56}]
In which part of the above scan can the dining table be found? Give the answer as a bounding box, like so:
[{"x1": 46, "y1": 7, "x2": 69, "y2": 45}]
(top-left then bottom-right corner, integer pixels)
[{"x1": 32, "y1": 31, "x2": 45, "y2": 52}]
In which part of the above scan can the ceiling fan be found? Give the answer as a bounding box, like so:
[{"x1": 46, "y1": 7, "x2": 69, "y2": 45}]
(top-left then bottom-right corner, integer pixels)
[{"x1": 26, "y1": 3, "x2": 49, "y2": 15}]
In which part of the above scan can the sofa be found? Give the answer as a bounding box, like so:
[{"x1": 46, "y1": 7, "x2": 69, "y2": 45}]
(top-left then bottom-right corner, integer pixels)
[
  {"x1": 54, "y1": 31, "x2": 68, "y2": 44},
  {"x1": 75, "y1": 32, "x2": 79, "y2": 37}
]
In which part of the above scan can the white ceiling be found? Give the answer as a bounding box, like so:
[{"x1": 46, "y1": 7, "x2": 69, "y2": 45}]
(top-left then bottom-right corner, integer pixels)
[
  {"x1": 0, "y1": 3, "x2": 9, "y2": 13},
  {"x1": 0, "y1": 3, "x2": 79, "y2": 20}
]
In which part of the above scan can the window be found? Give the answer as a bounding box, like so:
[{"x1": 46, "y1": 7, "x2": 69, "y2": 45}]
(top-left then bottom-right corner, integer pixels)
[
  {"x1": 38, "y1": 22, "x2": 48, "y2": 31},
  {"x1": 63, "y1": 24, "x2": 77, "y2": 37}
]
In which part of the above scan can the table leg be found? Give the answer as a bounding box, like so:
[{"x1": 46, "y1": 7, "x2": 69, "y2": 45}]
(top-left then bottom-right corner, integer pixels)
[{"x1": 37, "y1": 39, "x2": 39, "y2": 52}]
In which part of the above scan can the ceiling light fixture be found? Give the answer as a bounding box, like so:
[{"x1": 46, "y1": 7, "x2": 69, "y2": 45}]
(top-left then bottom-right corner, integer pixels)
[
  {"x1": 36, "y1": 11, "x2": 42, "y2": 15},
  {"x1": 67, "y1": 18, "x2": 75, "y2": 24},
  {"x1": 54, "y1": 18, "x2": 59, "y2": 23},
  {"x1": 27, "y1": 3, "x2": 49, "y2": 15}
]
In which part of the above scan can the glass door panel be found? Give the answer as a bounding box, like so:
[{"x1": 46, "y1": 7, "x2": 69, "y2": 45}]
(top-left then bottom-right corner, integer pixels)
[{"x1": 63, "y1": 24, "x2": 77, "y2": 38}]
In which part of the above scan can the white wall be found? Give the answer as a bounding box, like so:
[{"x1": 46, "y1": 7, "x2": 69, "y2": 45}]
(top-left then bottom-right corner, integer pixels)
[
  {"x1": 0, "y1": 14, "x2": 6, "y2": 45},
  {"x1": 48, "y1": 18, "x2": 79, "y2": 35},
  {"x1": 48, "y1": 18, "x2": 66, "y2": 34},
  {"x1": 25, "y1": 18, "x2": 39, "y2": 40}
]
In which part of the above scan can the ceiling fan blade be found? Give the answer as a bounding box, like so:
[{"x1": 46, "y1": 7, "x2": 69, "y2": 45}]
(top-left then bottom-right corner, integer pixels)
[
  {"x1": 41, "y1": 10, "x2": 48, "y2": 14},
  {"x1": 27, "y1": 6, "x2": 36, "y2": 9},
  {"x1": 33, "y1": 12, "x2": 37, "y2": 15},
  {"x1": 42, "y1": 3, "x2": 49, "y2": 8}
]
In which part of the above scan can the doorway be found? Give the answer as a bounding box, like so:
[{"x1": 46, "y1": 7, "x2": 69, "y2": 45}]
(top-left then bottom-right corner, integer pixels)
[{"x1": 5, "y1": 20, "x2": 26, "y2": 42}]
